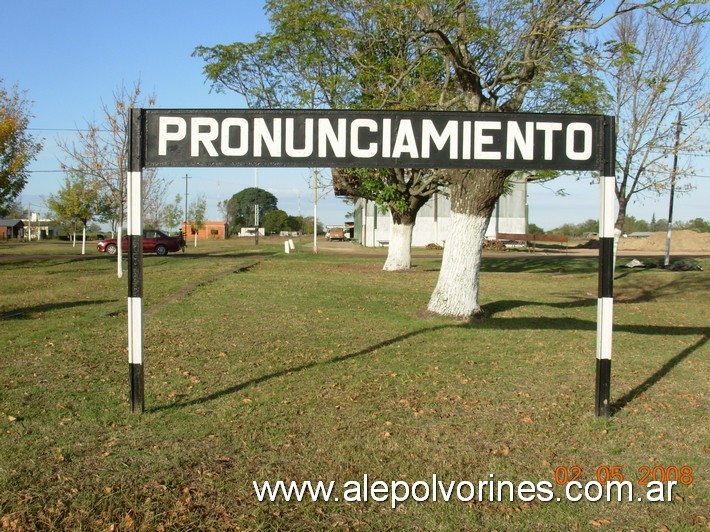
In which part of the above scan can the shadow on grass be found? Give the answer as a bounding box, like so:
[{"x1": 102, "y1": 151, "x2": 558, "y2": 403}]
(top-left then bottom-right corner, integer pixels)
[
  {"x1": 0, "y1": 299, "x2": 117, "y2": 320},
  {"x1": 610, "y1": 335, "x2": 708, "y2": 416},
  {"x1": 150, "y1": 312, "x2": 707, "y2": 415},
  {"x1": 149, "y1": 325, "x2": 453, "y2": 414},
  {"x1": 166, "y1": 251, "x2": 278, "y2": 260}
]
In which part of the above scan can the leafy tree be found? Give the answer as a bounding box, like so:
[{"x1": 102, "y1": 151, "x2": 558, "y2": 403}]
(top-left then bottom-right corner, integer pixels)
[
  {"x1": 286, "y1": 215, "x2": 303, "y2": 232},
  {"x1": 0, "y1": 79, "x2": 42, "y2": 215},
  {"x1": 143, "y1": 173, "x2": 172, "y2": 230},
  {"x1": 187, "y1": 195, "x2": 207, "y2": 247},
  {"x1": 262, "y1": 208, "x2": 289, "y2": 234},
  {"x1": 58, "y1": 81, "x2": 156, "y2": 277},
  {"x1": 225, "y1": 187, "x2": 278, "y2": 232},
  {"x1": 682, "y1": 218, "x2": 710, "y2": 233},
  {"x1": 162, "y1": 194, "x2": 184, "y2": 234},
  {"x1": 301, "y1": 216, "x2": 324, "y2": 235},
  {"x1": 600, "y1": 11, "x2": 708, "y2": 241},
  {"x1": 2, "y1": 199, "x2": 24, "y2": 219},
  {"x1": 195, "y1": 2, "x2": 443, "y2": 271},
  {"x1": 527, "y1": 223, "x2": 545, "y2": 235},
  {"x1": 197, "y1": 1, "x2": 703, "y2": 318},
  {"x1": 46, "y1": 171, "x2": 110, "y2": 254}
]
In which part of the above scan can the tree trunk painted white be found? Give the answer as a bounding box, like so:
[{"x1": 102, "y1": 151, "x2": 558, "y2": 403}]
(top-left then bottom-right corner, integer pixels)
[
  {"x1": 427, "y1": 211, "x2": 490, "y2": 319},
  {"x1": 612, "y1": 227, "x2": 622, "y2": 271},
  {"x1": 116, "y1": 225, "x2": 123, "y2": 278},
  {"x1": 194, "y1": 233, "x2": 198, "y2": 247},
  {"x1": 383, "y1": 222, "x2": 413, "y2": 271},
  {"x1": 81, "y1": 225, "x2": 86, "y2": 255}
]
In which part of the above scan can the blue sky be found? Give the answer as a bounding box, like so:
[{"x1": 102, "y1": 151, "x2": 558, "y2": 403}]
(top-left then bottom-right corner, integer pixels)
[{"x1": 2, "y1": 1, "x2": 707, "y2": 230}]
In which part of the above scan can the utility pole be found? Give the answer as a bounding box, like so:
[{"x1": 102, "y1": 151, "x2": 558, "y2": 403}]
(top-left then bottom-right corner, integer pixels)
[
  {"x1": 254, "y1": 168, "x2": 259, "y2": 245},
  {"x1": 313, "y1": 168, "x2": 319, "y2": 253},
  {"x1": 183, "y1": 174, "x2": 191, "y2": 239},
  {"x1": 664, "y1": 112, "x2": 682, "y2": 268}
]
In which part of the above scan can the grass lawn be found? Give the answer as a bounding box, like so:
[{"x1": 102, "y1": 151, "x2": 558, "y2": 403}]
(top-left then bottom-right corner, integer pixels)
[{"x1": 1, "y1": 238, "x2": 708, "y2": 529}]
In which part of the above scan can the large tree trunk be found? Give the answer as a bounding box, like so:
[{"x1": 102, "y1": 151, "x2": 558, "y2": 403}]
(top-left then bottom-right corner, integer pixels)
[
  {"x1": 383, "y1": 221, "x2": 414, "y2": 271},
  {"x1": 382, "y1": 198, "x2": 428, "y2": 272},
  {"x1": 427, "y1": 169, "x2": 509, "y2": 319}
]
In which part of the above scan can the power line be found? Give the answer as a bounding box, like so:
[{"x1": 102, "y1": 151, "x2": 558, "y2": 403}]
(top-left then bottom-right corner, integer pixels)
[{"x1": 28, "y1": 127, "x2": 112, "y2": 133}]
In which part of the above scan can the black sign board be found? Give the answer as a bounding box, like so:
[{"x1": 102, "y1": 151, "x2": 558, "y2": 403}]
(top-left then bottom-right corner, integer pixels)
[{"x1": 141, "y1": 109, "x2": 605, "y2": 171}]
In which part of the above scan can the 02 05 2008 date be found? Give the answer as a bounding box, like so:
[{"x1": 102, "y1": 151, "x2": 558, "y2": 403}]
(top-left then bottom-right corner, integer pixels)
[{"x1": 553, "y1": 465, "x2": 694, "y2": 486}]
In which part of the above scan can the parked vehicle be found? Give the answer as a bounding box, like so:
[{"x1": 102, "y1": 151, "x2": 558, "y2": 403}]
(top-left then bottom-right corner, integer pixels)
[
  {"x1": 325, "y1": 226, "x2": 345, "y2": 241},
  {"x1": 97, "y1": 229, "x2": 183, "y2": 256}
]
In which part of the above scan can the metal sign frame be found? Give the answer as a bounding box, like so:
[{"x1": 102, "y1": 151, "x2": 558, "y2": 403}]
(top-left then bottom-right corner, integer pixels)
[{"x1": 127, "y1": 108, "x2": 616, "y2": 416}]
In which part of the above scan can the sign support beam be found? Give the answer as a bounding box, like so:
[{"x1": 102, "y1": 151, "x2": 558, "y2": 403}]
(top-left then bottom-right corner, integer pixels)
[
  {"x1": 128, "y1": 108, "x2": 145, "y2": 413},
  {"x1": 595, "y1": 116, "x2": 616, "y2": 417},
  {"x1": 125, "y1": 108, "x2": 616, "y2": 416}
]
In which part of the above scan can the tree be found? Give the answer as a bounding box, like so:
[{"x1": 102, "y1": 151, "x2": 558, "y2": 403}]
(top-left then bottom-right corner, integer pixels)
[
  {"x1": 143, "y1": 173, "x2": 172, "y2": 230},
  {"x1": 601, "y1": 11, "x2": 708, "y2": 249},
  {"x1": 187, "y1": 195, "x2": 207, "y2": 247},
  {"x1": 58, "y1": 82, "x2": 156, "y2": 277},
  {"x1": 301, "y1": 216, "x2": 324, "y2": 235},
  {"x1": 262, "y1": 208, "x2": 289, "y2": 234},
  {"x1": 46, "y1": 171, "x2": 110, "y2": 254},
  {"x1": 197, "y1": 0, "x2": 703, "y2": 318},
  {"x1": 0, "y1": 79, "x2": 42, "y2": 215},
  {"x1": 333, "y1": 168, "x2": 440, "y2": 270},
  {"x1": 225, "y1": 187, "x2": 278, "y2": 232},
  {"x1": 527, "y1": 223, "x2": 545, "y2": 235},
  {"x1": 195, "y1": 2, "x2": 443, "y2": 271},
  {"x1": 162, "y1": 194, "x2": 184, "y2": 234}
]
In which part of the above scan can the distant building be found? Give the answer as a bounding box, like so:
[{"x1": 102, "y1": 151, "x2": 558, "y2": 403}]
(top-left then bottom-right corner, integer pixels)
[
  {"x1": 352, "y1": 178, "x2": 527, "y2": 247},
  {"x1": 20, "y1": 216, "x2": 63, "y2": 240},
  {"x1": 238, "y1": 227, "x2": 265, "y2": 237},
  {"x1": 181, "y1": 221, "x2": 229, "y2": 240},
  {"x1": 0, "y1": 219, "x2": 25, "y2": 240}
]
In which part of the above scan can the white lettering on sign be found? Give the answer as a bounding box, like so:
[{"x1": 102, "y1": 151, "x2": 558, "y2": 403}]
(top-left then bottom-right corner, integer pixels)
[
  {"x1": 221, "y1": 118, "x2": 249, "y2": 156},
  {"x1": 318, "y1": 118, "x2": 347, "y2": 158},
  {"x1": 392, "y1": 120, "x2": 418, "y2": 158},
  {"x1": 535, "y1": 122, "x2": 563, "y2": 160},
  {"x1": 567, "y1": 123, "x2": 593, "y2": 160},
  {"x1": 151, "y1": 113, "x2": 599, "y2": 169},
  {"x1": 422, "y1": 120, "x2": 458, "y2": 159},
  {"x1": 506, "y1": 122, "x2": 534, "y2": 160},
  {"x1": 191, "y1": 117, "x2": 219, "y2": 157},
  {"x1": 158, "y1": 116, "x2": 186, "y2": 155},
  {"x1": 474, "y1": 121, "x2": 502, "y2": 160},
  {"x1": 350, "y1": 119, "x2": 378, "y2": 158}
]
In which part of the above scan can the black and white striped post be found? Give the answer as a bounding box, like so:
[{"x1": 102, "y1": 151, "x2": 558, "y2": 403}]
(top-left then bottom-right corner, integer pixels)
[
  {"x1": 126, "y1": 109, "x2": 617, "y2": 416},
  {"x1": 596, "y1": 117, "x2": 616, "y2": 417},
  {"x1": 127, "y1": 108, "x2": 144, "y2": 413}
]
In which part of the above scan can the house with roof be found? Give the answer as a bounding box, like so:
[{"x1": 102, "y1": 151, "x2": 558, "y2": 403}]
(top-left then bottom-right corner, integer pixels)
[
  {"x1": 0, "y1": 219, "x2": 25, "y2": 240},
  {"x1": 181, "y1": 221, "x2": 229, "y2": 240}
]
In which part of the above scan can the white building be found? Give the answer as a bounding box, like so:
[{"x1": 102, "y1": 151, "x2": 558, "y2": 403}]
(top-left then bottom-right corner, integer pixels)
[{"x1": 352, "y1": 178, "x2": 527, "y2": 247}]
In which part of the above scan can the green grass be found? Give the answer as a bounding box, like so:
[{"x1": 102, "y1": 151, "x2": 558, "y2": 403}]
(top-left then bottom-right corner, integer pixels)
[{"x1": 1, "y1": 239, "x2": 708, "y2": 529}]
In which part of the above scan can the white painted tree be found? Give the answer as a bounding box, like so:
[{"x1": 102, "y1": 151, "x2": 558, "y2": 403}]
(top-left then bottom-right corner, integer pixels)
[
  {"x1": 195, "y1": 0, "x2": 704, "y2": 316},
  {"x1": 412, "y1": 1, "x2": 703, "y2": 318},
  {"x1": 58, "y1": 82, "x2": 156, "y2": 277},
  {"x1": 600, "y1": 11, "x2": 708, "y2": 262},
  {"x1": 332, "y1": 167, "x2": 438, "y2": 271}
]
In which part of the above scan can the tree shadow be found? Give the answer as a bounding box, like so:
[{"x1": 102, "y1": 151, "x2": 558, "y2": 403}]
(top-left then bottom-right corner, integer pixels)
[
  {"x1": 148, "y1": 325, "x2": 454, "y2": 413},
  {"x1": 167, "y1": 251, "x2": 277, "y2": 260},
  {"x1": 148, "y1": 296, "x2": 708, "y2": 416},
  {"x1": 0, "y1": 299, "x2": 117, "y2": 320},
  {"x1": 610, "y1": 335, "x2": 708, "y2": 416}
]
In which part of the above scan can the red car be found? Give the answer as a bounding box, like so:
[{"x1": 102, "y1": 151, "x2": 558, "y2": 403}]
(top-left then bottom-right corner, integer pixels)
[{"x1": 97, "y1": 229, "x2": 184, "y2": 256}]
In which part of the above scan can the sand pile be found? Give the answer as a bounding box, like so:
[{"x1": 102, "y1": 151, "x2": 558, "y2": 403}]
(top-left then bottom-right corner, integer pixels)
[{"x1": 618, "y1": 230, "x2": 710, "y2": 252}]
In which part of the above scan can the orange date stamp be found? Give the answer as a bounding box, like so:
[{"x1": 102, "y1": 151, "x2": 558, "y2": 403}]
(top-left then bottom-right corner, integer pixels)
[{"x1": 553, "y1": 465, "x2": 694, "y2": 486}]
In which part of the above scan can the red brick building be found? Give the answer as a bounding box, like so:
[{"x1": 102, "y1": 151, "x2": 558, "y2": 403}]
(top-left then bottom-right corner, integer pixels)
[{"x1": 182, "y1": 221, "x2": 229, "y2": 240}]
